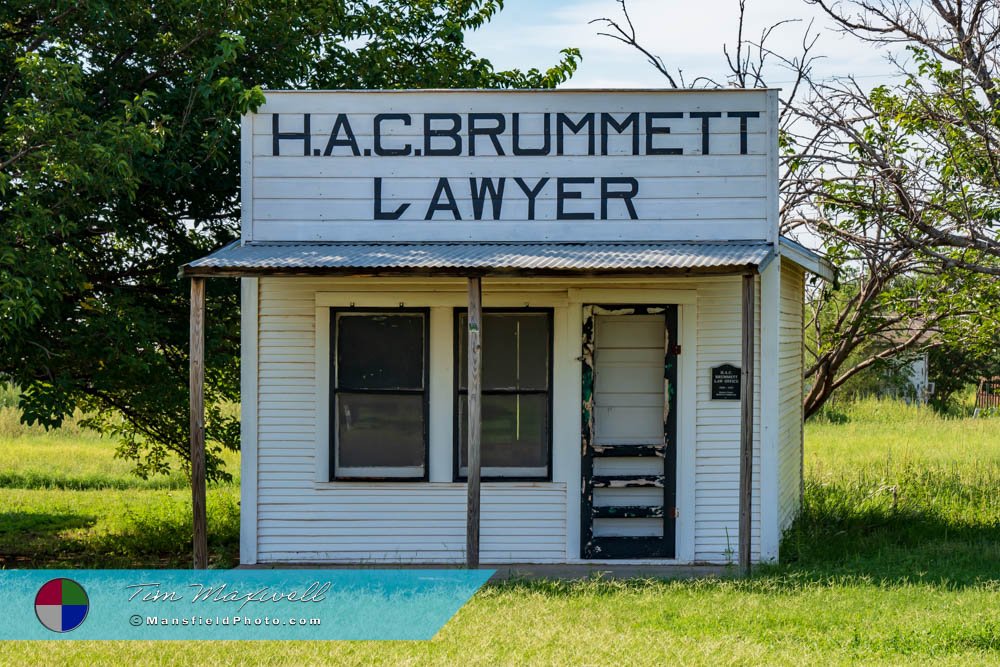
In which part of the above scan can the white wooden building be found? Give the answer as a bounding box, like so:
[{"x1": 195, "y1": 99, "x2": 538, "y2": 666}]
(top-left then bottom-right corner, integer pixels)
[{"x1": 183, "y1": 89, "x2": 833, "y2": 569}]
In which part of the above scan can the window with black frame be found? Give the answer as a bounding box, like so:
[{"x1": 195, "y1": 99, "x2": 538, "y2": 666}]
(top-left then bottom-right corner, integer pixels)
[
  {"x1": 455, "y1": 309, "x2": 552, "y2": 480},
  {"x1": 331, "y1": 310, "x2": 428, "y2": 480}
]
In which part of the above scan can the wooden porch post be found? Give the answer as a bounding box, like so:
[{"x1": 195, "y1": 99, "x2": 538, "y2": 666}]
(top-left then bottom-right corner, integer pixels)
[
  {"x1": 189, "y1": 277, "x2": 208, "y2": 570},
  {"x1": 466, "y1": 276, "x2": 482, "y2": 569},
  {"x1": 739, "y1": 272, "x2": 755, "y2": 577}
]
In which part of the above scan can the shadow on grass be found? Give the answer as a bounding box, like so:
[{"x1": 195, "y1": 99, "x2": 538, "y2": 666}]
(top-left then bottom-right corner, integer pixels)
[
  {"x1": 0, "y1": 510, "x2": 97, "y2": 567},
  {"x1": 492, "y1": 482, "x2": 1000, "y2": 594},
  {"x1": 0, "y1": 497, "x2": 240, "y2": 569},
  {"x1": 775, "y1": 503, "x2": 1000, "y2": 588},
  {"x1": 0, "y1": 510, "x2": 96, "y2": 537},
  {"x1": 85, "y1": 505, "x2": 240, "y2": 568}
]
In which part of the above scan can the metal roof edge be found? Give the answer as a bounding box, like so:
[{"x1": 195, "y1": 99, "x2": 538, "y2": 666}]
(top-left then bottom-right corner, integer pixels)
[
  {"x1": 777, "y1": 236, "x2": 836, "y2": 282},
  {"x1": 177, "y1": 239, "x2": 778, "y2": 278},
  {"x1": 179, "y1": 240, "x2": 240, "y2": 278}
]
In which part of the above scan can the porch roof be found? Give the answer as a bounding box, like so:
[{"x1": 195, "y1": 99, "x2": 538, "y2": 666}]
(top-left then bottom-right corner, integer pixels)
[{"x1": 181, "y1": 239, "x2": 832, "y2": 278}]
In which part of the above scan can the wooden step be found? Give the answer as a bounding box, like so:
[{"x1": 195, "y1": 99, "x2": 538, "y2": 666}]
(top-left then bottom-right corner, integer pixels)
[
  {"x1": 590, "y1": 444, "x2": 665, "y2": 458},
  {"x1": 592, "y1": 505, "x2": 664, "y2": 519},
  {"x1": 583, "y1": 536, "x2": 671, "y2": 559},
  {"x1": 591, "y1": 475, "x2": 664, "y2": 488}
]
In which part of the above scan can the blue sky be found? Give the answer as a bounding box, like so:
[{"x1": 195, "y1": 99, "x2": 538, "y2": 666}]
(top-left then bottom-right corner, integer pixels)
[{"x1": 465, "y1": 0, "x2": 899, "y2": 88}]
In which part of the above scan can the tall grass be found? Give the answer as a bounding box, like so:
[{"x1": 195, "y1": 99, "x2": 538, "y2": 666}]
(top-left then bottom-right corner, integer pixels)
[
  {"x1": 0, "y1": 404, "x2": 96, "y2": 440},
  {"x1": 784, "y1": 397, "x2": 1000, "y2": 584},
  {"x1": 0, "y1": 383, "x2": 18, "y2": 408},
  {"x1": 0, "y1": 399, "x2": 240, "y2": 489}
]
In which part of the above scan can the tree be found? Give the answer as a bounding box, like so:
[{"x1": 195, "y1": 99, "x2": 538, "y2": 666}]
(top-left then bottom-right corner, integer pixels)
[
  {"x1": 806, "y1": 0, "x2": 1000, "y2": 273},
  {"x1": 593, "y1": 0, "x2": 1000, "y2": 417},
  {"x1": 0, "y1": 0, "x2": 580, "y2": 480},
  {"x1": 790, "y1": 0, "x2": 1000, "y2": 414}
]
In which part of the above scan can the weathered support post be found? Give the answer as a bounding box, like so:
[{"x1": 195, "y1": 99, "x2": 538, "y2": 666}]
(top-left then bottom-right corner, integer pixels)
[
  {"x1": 466, "y1": 276, "x2": 483, "y2": 569},
  {"x1": 739, "y1": 272, "x2": 755, "y2": 577},
  {"x1": 190, "y1": 277, "x2": 208, "y2": 570}
]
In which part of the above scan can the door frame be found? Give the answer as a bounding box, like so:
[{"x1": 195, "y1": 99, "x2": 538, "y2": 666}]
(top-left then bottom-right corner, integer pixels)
[{"x1": 580, "y1": 304, "x2": 679, "y2": 559}]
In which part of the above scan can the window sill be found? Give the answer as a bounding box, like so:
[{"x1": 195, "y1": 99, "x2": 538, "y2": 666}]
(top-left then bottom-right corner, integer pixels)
[{"x1": 312, "y1": 480, "x2": 566, "y2": 490}]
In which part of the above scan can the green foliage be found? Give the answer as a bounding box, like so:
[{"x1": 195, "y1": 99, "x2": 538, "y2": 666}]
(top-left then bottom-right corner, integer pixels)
[
  {"x1": 797, "y1": 29, "x2": 1000, "y2": 417},
  {"x1": 803, "y1": 257, "x2": 1000, "y2": 415},
  {"x1": 0, "y1": 1, "x2": 579, "y2": 481},
  {"x1": 929, "y1": 343, "x2": 1000, "y2": 411}
]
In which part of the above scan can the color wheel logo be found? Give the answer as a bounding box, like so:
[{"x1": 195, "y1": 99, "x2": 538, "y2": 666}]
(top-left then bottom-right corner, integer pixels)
[{"x1": 35, "y1": 578, "x2": 89, "y2": 633}]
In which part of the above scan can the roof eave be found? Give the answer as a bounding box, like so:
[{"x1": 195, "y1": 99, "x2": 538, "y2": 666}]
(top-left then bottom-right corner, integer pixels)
[
  {"x1": 180, "y1": 263, "x2": 763, "y2": 280},
  {"x1": 777, "y1": 237, "x2": 836, "y2": 282}
]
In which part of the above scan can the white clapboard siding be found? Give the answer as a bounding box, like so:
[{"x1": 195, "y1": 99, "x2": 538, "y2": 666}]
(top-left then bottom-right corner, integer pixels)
[
  {"x1": 778, "y1": 265, "x2": 805, "y2": 533},
  {"x1": 694, "y1": 277, "x2": 761, "y2": 563},
  {"x1": 252, "y1": 274, "x2": 773, "y2": 564},
  {"x1": 255, "y1": 277, "x2": 567, "y2": 563},
  {"x1": 253, "y1": 176, "x2": 767, "y2": 200},
  {"x1": 255, "y1": 484, "x2": 567, "y2": 564},
  {"x1": 252, "y1": 155, "x2": 767, "y2": 179},
  {"x1": 252, "y1": 196, "x2": 766, "y2": 223},
  {"x1": 247, "y1": 90, "x2": 774, "y2": 242},
  {"x1": 259, "y1": 90, "x2": 770, "y2": 114}
]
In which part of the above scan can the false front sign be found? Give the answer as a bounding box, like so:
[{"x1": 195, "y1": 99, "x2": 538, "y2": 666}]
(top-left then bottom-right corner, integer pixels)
[{"x1": 245, "y1": 90, "x2": 777, "y2": 242}]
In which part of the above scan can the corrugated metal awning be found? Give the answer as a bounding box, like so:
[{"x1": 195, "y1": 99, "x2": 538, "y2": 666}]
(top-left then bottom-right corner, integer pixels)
[{"x1": 180, "y1": 241, "x2": 777, "y2": 277}]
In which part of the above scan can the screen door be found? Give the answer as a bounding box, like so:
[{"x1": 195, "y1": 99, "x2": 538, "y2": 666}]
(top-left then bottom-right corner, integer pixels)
[{"x1": 581, "y1": 305, "x2": 678, "y2": 559}]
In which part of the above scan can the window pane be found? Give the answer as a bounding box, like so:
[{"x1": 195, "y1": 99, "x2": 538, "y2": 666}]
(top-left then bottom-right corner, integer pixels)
[
  {"x1": 458, "y1": 313, "x2": 549, "y2": 390},
  {"x1": 458, "y1": 394, "x2": 548, "y2": 471},
  {"x1": 337, "y1": 313, "x2": 424, "y2": 390},
  {"x1": 510, "y1": 314, "x2": 549, "y2": 390},
  {"x1": 337, "y1": 393, "x2": 424, "y2": 470}
]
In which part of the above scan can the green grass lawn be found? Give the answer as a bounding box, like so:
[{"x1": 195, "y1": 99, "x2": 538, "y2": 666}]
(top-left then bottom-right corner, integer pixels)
[
  {"x1": 0, "y1": 411, "x2": 240, "y2": 568},
  {"x1": 1, "y1": 399, "x2": 998, "y2": 665}
]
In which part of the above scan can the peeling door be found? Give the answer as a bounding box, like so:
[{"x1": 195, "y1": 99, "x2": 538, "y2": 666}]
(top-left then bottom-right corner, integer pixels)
[{"x1": 581, "y1": 305, "x2": 678, "y2": 559}]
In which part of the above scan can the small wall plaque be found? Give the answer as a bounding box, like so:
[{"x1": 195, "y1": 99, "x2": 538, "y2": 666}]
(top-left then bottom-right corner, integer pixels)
[{"x1": 711, "y1": 364, "x2": 741, "y2": 400}]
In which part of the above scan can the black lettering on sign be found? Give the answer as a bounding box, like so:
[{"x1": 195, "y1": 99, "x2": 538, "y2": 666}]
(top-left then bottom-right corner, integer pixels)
[
  {"x1": 711, "y1": 364, "x2": 741, "y2": 400},
  {"x1": 469, "y1": 178, "x2": 506, "y2": 220},
  {"x1": 601, "y1": 177, "x2": 638, "y2": 219},
  {"x1": 557, "y1": 177, "x2": 595, "y2": 220},
  {"x1": 425, "y1": 178, "x2": 462, "y2": 220},
  {"x1": 600, "y1": 113, "x2": 639, "y2": 156},
  {"x1": 272, "y1": 113, "x2": 311, "y2": 156},
  {"x1": 512, "y1": 113, "x2": 551, "y2": 156},
  {"x1": 424, "y1": 114, "x2": 462, "y2": 156},
  {"x1": 727, "y1": 111, "x2": 760, "y2": 154},
  {"x1": 556, "y1": 113, "x2": 595, "y2": 156},
  {"x1": 373, "y1": 114, "x2": 412, "y2": 156},
  {"x1": 514, "y1": 177, "x2": 549, "y2": 220},
  {"x1": 468, "y1": 113, "x2": 506, "y2": 156},
  {"x1": 689, "y1": 111, "x2": 721, "y2": 154},
  {"x1": 323, "y1": 114, "x2": 360, "y2": 156},
  {"x1": 373, "y1": 178, "x2": 410, "y2": 220},
  {"x1": 645, "y1": 112, "x2": 682, "y2": 155}
]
